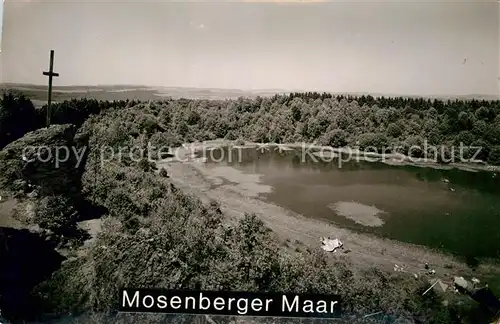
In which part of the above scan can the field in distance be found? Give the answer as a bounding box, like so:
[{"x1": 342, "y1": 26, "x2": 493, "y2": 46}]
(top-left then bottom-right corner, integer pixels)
[
  {"x1": 3, "y1": 83, "x2": 498, "y2": 108},
  {"x1": 0, "y1": 83, "x2": 285, "y2": 106}
]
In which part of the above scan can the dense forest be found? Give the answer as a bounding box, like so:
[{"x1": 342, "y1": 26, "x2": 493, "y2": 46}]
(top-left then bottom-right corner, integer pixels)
[
  {"x1": 1, "y1": 91, "x2": 500, "y2": 324},
  {"x1": 2, "y1": 91, "x2": 499, "y2": 163}
]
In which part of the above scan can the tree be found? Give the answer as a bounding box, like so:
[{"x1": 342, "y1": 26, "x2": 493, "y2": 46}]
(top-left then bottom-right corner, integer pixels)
[
  {"x1": 470, "y1": 139, "x2": 490, "y2": 161},
  {"x1": 176, "y1": 121, "x2": 188, "y2": 137},
  {"x1": 476, "y1": 106, "x2": 496, "y2": 122},
  {"x1": 458, "y1": 111, "x2": 474, "y2": 130},
  {"x1": 289, "y1": 98, "x2": 304, "y2": 122},
  {"x1": 321, "y1": 129, "x2": 348, "y2": 148},
  {"x1": 0, "y1": 92, "x2": 39, "y2": 149},
  {"x1": 472, "y1": 120, "x2": 488, "y2": 137},
  {"x1": 426, "y1": 107, "x2": 438, "y2": 119},
  {"x1": 387, "y1": 122, "x2": 403, "y2": 138},
  {"x1": 33, "y1": 195, "x2": 79, "y2": 235},
  {"x1": 455, "y1": 130, "x2": 475, "y2": 146},
  {"x1": 357, "y1": 133, "x2": 389, "y2": 153},
  {"x1": 139, "y1": 116, "x2": 160, "y2": 137},
  {"x1": 186, "y1": 110, "x2": 201, "y2": 125},
  {"x1": 374, "y1": 108, "x2": 390, "y2": 127},
  {"x1": 488, "y1": 146, "x2": 500, "y2": 165},
  {"x1": 402, "y1": 135, "x2": 425, "y2": 158}
]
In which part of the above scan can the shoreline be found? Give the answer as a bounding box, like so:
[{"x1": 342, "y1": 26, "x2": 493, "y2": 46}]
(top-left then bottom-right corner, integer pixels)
[
  {"x1": 164, "y1": 140, "x2": 500, "y2": 174},
  {"x1": 155, "y1": 143, "x2": 500, "y2": 287}
]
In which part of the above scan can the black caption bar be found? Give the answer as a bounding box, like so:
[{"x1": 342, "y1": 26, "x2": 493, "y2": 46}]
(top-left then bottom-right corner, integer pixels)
[{"x1": 119, "y1": 289, "x2": 341, "y2": 319}]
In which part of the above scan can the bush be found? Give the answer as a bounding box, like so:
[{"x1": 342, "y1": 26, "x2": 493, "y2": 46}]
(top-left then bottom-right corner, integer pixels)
[
  {"x1": 138, "y1": 158, "x2": 156, "y2": 172},
  {"x1": 159, "y1": 168, "x2": 169, "y2": 178},
  {"x1": 357, "y1": 133, "x2": 389, "y2": 153},
  {"x1": 0, "y1": 124, "x2": 83, "y2": 198},
  {"x1": 33, "y1": 195, "x2": 79, "y2": 235},
  {"x1": 224, "y1": 131, "x2": 237, "y2": 141}
]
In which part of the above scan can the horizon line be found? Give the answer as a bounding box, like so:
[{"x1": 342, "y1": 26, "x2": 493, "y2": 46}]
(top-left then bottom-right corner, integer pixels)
[{"x1": 1, "y1": 82, "x2": 499, "y2": 100}]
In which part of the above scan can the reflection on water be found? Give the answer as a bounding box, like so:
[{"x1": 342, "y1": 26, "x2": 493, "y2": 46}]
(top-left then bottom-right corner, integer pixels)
[{"x1": 202, "y1": 147, "x2": 500, "y2": 261}]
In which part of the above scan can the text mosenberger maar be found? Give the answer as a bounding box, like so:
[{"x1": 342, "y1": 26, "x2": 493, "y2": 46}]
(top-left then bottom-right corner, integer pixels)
[{"x1": 120, "y1": 289, "x2": 341, "y2": 319}]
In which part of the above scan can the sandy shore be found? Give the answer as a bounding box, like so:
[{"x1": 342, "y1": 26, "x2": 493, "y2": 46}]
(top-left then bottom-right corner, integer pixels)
[
  {"x1": 0, "y1": 198, "x2": 23, "y2": 229},
  {"x1": 155, "y1": 141, "x2": 499, "y2": 282},
  {"x1": 163, "y1": 140, "x2": 500, "y2": 174}
]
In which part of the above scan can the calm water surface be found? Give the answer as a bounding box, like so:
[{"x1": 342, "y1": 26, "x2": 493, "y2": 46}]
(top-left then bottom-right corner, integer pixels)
[{"x1": 203, "y1": 147, "x2": 500, "y2": 263}]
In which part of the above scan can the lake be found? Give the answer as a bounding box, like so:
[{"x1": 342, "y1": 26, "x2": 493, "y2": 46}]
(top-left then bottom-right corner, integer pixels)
[{"x1": 201, "y1": 146, "x2": 500, "y2": 264}]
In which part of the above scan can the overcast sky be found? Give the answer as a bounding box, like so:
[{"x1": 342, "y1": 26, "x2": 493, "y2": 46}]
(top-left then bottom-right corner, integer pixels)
[
  {"x1": 1, "y1": 0, "x2": 499, "y2": 96},
  {"x1": 0, "y1": 1, "x2": 3, "y2": 51}
]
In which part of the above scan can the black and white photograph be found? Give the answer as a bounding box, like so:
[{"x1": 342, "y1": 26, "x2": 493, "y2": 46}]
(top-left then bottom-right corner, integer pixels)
[{"x1": 0, "y1": 1, "x2": 499, "y2": 323}]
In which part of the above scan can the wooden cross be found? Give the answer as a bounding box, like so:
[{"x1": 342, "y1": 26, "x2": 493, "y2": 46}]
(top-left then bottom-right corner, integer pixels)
[{"x1": 42, "y1": 50, "x2": 59, "y2": 127}]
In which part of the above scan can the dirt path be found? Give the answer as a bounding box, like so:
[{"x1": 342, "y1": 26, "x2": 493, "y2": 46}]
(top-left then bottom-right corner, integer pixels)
[
  {"x1": 156, "y1": 153, "x2": 498, "y2": 282},
  {"x1": 0, "y1": 198, "x2": 24, "y2": 229}
]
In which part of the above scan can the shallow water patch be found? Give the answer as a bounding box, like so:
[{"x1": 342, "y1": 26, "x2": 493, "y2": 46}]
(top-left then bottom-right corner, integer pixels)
[
  {"x1": 329, "y1": 201, "x2": 386, "y2": 227},
  {"x1": 199, "y1": 165, "x2": 274, "y2": 198}
]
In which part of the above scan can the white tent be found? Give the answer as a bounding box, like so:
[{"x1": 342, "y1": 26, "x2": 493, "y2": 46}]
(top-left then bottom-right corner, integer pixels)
[
  {"x1": 454, "y1": 276, "x2": 468, "y2": 289},
  {"x1": 320, "y1": 237, "x2": 343, "y2": 252}
]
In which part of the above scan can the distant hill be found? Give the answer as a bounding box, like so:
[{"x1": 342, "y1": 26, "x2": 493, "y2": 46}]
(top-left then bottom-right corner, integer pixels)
[
  {"x1": 1, "y1": 83, "x2": 498, "y2": 103},
  {"x1": 452, "y1": 94, "x2": 500, "y2": 101},
  {"x1": 0, "y1": 83, "x2": 286, "y2": 105},
  {"x1": 290, "y1": 90, "x2": 500, "y2": 101}
]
